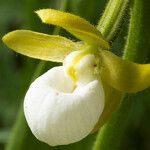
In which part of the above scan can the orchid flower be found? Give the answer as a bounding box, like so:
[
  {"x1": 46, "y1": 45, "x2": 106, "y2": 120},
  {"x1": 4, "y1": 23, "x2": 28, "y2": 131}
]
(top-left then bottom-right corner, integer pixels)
[{"x1": 2, "y1": 9, "x2": 150, "y2": 146}]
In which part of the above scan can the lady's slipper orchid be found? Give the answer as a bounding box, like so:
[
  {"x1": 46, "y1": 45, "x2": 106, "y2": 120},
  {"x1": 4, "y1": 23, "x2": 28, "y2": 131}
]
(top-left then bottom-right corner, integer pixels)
[{"x1": 2, "y1": 9, "x2": 150, "y2": 146}]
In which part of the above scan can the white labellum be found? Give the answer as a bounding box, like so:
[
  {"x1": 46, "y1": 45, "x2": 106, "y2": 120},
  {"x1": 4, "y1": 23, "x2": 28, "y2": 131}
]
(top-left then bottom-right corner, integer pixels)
[{"x1": 24, "y1": 52, "x2": 105, "y2": 146}]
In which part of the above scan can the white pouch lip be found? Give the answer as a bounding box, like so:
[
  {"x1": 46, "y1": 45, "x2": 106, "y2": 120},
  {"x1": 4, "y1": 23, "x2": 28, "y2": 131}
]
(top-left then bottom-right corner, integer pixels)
[{"x1": 24, "y1": 66, "x2": 105, "y2": 146}]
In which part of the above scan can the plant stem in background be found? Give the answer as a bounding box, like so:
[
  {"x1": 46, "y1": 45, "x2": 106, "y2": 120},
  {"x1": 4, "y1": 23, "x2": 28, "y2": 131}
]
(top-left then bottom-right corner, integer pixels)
[
  {"x1": 0, "y1": 130, "x2": 9, "y2": 144},
  {"x1": 97, "y1": 0, "x2": 129, "y2": 42},
  {"x1": 93, "y1": 0, "x2": 150, "y2": 150},
  {"x1": 123, "y1": 0, "x2": 150, "y2": 63}
]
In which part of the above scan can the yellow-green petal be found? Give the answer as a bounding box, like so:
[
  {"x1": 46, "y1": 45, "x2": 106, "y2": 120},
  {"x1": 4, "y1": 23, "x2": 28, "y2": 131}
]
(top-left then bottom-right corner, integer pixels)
[
  {"x1": 36, "y1": 9, "x2": 110, "y2": 50},
  {"x1": 100, "y1": 50, "x2": 150, "y2": 93},
  {"x1": 2, "y1": 30, "x2": 84, "y2": 62}
]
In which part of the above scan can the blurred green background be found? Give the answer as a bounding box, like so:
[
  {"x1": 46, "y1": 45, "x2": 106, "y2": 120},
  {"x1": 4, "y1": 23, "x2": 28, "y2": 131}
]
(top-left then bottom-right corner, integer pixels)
[{"x1": 0, "y1": 0, "x2": 150, "y2": 150}]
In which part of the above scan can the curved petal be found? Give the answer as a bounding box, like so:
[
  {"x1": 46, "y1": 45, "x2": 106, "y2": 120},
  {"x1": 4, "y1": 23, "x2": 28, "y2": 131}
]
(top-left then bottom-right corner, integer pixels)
[
  {"x1": 2, "y1": 30, "x2": 84, "y2": 62},
  {"x1": 24, "y1": 66, "x2": 104, "y2": 146},
  {"x1": 36, "y1": 9, "x2": 110, "y2": 50},
  {"x1": 100, "y1": 50, "x2": 150, "y2": 93}
]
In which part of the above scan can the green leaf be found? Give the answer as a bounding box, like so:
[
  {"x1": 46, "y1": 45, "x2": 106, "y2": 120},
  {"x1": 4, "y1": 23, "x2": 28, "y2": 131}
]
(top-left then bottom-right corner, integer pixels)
[
  {"x1": 36, "y1": 9, "x2": 110, "y2": 49},
  {"x1": 2, "y1": 30, "x2": 84, "y2": 62},
  {"x1": 100, "y1": 50, "x2": 150, "y2": 93}
]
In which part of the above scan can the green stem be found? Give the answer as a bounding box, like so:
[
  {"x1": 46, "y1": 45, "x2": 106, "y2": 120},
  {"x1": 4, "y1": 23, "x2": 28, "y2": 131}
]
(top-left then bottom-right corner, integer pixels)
[
  {"x1": 93, "y1": 0, "x2": 150, "y2": 150},
  {"x1": 5, "y1": 1, "x2": 68, "y2": 150},
  {"x1": 0, "y1": 129, "x2": 9, "y2": 144},
  {"x1": 123, "y1": 0, "x2": 150, "y2": 63},
  {"x1": 97, "y1": 0, "x2": 129, "y2": 42}
]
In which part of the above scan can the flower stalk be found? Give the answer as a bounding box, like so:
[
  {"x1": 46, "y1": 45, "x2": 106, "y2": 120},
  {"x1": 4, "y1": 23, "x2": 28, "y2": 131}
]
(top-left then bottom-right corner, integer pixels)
[{"x1": 97, "y1": 0, "x2": 129, "y2": 42}]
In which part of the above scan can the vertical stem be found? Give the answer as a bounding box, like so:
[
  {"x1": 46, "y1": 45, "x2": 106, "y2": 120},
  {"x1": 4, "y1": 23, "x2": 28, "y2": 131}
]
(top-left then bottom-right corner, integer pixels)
[
  {"x1": 97, "y1": 0, "x2": 129, "y2": 42},
  {"x1": 93, "y1": 0, "x2": 150, "y2": 149},
  {"x1": 123, "y1": 0, "x2": 150, "y2": 63},
  {"x1": 5, "y1": 1, "x2": 68, "y2": 150}
]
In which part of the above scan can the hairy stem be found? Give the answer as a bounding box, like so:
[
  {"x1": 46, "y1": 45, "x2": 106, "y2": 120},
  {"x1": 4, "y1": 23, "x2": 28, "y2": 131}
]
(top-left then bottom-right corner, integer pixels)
[
  {"x1": 97, "y1": 0, "x2": 129, "y2": 42},
  {"x1": 123, "y1": 0, "x2": 150, "y2": 63}
]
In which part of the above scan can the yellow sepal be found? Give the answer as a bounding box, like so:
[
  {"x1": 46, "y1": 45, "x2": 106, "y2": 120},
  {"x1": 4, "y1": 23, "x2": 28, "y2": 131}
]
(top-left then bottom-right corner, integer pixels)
[
  {"x1": 2, "y1": 30, "x2": 84, "y2": 62},
  {"x1": 36, "y1": 9, "x2": 110, "y2": 50},
  {"x1": 100, "y1": 50, "x2": 150, "y2": 93}
]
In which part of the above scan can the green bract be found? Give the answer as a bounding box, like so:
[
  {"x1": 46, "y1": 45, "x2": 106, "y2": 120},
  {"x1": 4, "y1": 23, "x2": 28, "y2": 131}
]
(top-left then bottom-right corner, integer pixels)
[{"x1": 2, "y1": 9, "x2": 150, "y2": 129}]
